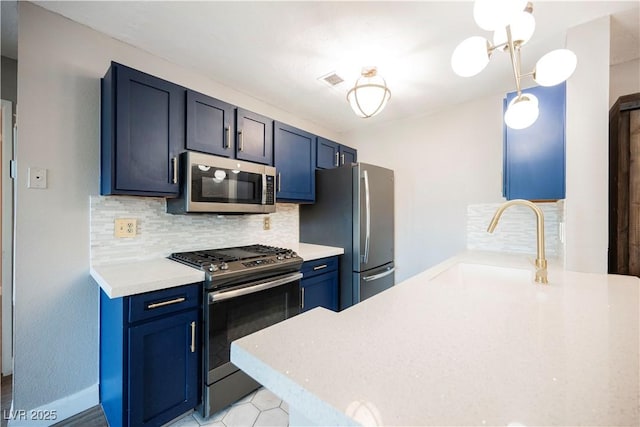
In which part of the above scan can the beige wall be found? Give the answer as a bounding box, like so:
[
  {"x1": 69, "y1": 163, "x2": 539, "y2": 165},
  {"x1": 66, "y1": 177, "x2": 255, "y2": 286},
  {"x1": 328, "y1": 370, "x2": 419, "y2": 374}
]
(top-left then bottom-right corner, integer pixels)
[
  {"x1": 15, "y1": 2, "x2": 337, "y2": 418},
  {"x1": 610, "y1": 58, "x2": 640, "y2": 106},
  {"x1": 564, "y1": 16, "x2": 611, "y2": 273}
]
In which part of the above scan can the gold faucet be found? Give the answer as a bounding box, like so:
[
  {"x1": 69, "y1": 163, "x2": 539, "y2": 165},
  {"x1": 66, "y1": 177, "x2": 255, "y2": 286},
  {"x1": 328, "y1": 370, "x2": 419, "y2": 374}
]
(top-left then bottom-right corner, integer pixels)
[{"x1": 487, "y1": 199, "x2": 548, "y2": 284}]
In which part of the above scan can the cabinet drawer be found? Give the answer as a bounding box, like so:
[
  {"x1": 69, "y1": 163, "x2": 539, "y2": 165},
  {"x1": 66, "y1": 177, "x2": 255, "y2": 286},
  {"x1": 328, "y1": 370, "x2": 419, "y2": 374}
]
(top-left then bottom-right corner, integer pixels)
[
  {"x1": 129, "y1": 283, "x2": 200, "y2": 323},
  {"x1": 301, "y1": 256, "x2": 338, "y2": 280}
]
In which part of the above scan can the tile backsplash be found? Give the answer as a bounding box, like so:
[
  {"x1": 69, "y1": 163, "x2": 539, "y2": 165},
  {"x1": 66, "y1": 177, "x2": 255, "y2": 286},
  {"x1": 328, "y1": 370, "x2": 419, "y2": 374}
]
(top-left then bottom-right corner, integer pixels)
[
  {"x1": 90, "y1": 196, "x2": 299, "y2": 266},
  {"x1": 467, "y1": 201, "x2": 564, "y2": 257}
]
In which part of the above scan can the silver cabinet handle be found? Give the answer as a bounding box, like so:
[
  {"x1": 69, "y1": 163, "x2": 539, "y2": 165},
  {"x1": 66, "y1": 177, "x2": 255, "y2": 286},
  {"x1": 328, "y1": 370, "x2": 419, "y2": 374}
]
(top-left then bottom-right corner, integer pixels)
[
  {"x1": 341, "y1": 153, "x2": 345, "y2": 165},
  {"x1": 172, "y1": 157, "x2": 178, "y2": 184},
  {"x1": 363, "y1": 266, "x2": 395, "y2": 282},
  {"x1": 190, "y1": 321, "x2": 196, "y2": 353},
  {"x1": 238, "y1": 131, "x2": 244, "y2": 151},
  {"x1": 210, "y1": 272, "x2": 303, "y2": 303},
  {"x1": 147, "y1": 297, "x2": 185, "y2": 310},
  {"x1": 301, "y1": 287, "x2": 305, "y2": 310},
  {"x1": 278, "y1": 173, "x2": 282, "y2": 192},
  {"x1": 313, "y1": 264, "x2": 328, "y2": 271},
  {"x1": 335, "y1": 152, "x2": 339, "y2": 167},
  {"x1": 362, "y1": 169, "x2": 371, "y2": 264},
  {"x1": 225, "y1": 126, "x2": 231, "y2": 148}
]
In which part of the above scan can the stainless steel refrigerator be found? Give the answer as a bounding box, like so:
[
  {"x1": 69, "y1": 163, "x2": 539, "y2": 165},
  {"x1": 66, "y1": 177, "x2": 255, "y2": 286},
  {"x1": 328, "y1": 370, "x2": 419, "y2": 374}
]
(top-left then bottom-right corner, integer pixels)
[{"x1": 300, "y1": 163, "x2": 395, "y2": 310}]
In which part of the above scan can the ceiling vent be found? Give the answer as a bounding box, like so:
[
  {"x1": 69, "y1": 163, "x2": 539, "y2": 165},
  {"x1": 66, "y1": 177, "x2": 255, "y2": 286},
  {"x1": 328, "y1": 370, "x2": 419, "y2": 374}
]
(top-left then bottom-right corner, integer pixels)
[{"x1": 318, "y1": 71, "x2": 345, "y2": 87}]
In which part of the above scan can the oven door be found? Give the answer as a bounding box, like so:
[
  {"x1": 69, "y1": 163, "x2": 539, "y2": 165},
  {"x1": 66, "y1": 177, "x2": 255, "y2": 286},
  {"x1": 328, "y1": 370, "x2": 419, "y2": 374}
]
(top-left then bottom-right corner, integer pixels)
[{"x1": 205, "y1": 271, "x2": 302, "y2": 386}]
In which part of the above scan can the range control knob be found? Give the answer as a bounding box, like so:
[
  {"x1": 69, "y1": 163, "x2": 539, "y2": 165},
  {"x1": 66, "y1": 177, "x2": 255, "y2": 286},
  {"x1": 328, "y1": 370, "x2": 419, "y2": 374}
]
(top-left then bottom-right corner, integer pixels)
[
  {"x1": 276, "y1": 254, "x2": 284, "y2": 261},
  {"x1": 208, "y1": 264, "x2": 219, "y2": 272},
  {"x1": 284, "y1": 251, "x2": 292, "y2": 259},
  {"x1": 219, "y1": 262, "x2": 229, "y2": 270}
]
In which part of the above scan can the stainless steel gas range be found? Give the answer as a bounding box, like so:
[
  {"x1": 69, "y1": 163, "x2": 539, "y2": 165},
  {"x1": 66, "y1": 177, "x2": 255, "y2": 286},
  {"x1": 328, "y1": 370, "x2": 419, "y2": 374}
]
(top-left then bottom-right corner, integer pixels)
[{"x1": 169, "y1": 244, "x2": 303, "y2": 418}]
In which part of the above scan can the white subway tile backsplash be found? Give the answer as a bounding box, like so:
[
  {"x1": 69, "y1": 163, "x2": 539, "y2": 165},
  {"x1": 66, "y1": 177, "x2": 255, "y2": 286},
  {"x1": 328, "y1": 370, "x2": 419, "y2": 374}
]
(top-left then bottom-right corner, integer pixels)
[
  {"x1": 90, "y1": 196, "x2": 299, "y2": 266},
  {"x1": 467, "y1": 201, "x2": 564, "y2": 257}
]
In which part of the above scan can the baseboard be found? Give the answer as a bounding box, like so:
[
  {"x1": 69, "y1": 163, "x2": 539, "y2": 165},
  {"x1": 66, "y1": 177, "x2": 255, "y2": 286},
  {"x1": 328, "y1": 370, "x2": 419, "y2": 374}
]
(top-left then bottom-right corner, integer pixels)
[{"x1": 7, "y1": 383, "x2": 98, "y2": 426}]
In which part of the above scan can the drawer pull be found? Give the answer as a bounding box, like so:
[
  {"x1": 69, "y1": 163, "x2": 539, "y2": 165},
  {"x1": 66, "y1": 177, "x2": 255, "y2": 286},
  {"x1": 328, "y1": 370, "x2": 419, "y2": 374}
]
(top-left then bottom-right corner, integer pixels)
[
  {"x1": 313, "y1": 264, "x2": 328, "y2": 271},
  {"x1": 147, "y1": 297, "x2": 186, "y2": 310},
  {"x1": 190, "y1": 321, "x2": 196, "y2": 353}
]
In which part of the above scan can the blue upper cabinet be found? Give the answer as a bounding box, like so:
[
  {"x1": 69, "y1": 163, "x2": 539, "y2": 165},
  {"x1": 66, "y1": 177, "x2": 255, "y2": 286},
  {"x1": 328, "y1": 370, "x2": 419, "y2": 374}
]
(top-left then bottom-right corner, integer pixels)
[
  {"x1": 274, "y1": 121, "x2": 316, "y2": 202},
  {"x1": 503, "y1": 82, "x2": 566, "y2": 201},
  {"x1": 236, "y1": 108, "x2": 273, "y2": 165},
  {"x1": 101, "y1": 62, "x2": 185, "y2": 197},
  {"x1": 317, "y1": 137, "x2": 357, "y2": 169},
  {"x1": 186, "y1": 90, "x2": 235, "y2": 157}
]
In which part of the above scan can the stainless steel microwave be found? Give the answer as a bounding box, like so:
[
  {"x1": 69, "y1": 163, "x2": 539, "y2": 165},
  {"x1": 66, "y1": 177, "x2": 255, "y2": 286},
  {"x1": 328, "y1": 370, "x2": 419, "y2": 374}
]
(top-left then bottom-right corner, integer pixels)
[{"x1": 167, "y1": 152, "x2": 276, "y2": 214}]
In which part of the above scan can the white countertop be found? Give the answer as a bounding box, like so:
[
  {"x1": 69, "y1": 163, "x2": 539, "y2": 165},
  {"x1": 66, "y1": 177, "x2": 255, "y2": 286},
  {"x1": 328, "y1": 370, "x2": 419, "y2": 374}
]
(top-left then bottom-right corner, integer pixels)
[
  {"x1": 90, "y1": 258, "x2": 205, "y2": 298},
  {"x1": 91, "y1": 243, "x2": 343, "y2": 298},
  {"x1": 294, "y1": 242, "x2": 344, "y2": 261},
  {"x1": 231, "y1": 251, "x2": 640, "y2": 426}
]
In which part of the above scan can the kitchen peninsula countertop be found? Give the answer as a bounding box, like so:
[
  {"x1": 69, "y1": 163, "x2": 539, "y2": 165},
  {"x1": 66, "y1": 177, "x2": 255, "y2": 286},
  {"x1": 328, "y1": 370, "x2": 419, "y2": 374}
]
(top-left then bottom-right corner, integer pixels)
[
  {"x1": 231, "y1": 251, "x2": 640, "y2": 426},
  {"x1": 91, "y1": 242, "x2": 344, "y2": 298}
]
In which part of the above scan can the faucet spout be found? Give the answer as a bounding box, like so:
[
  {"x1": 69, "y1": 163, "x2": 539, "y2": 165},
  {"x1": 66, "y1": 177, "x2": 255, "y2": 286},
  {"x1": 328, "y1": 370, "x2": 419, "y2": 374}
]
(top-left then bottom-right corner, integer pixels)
[{"x1": 487, "y1": 199, "x2": 548, "y2": 284}]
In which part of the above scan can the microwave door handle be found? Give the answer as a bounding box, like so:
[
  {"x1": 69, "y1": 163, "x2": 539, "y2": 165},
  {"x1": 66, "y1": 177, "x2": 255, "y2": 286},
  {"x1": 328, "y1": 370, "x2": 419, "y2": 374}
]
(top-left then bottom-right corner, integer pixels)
[
  {"x1": 262, "y1": 173, "x2": 267, "y2": 204},
  {"x1": 362, "y1": 169, "x2": 371, "y2": 264}
]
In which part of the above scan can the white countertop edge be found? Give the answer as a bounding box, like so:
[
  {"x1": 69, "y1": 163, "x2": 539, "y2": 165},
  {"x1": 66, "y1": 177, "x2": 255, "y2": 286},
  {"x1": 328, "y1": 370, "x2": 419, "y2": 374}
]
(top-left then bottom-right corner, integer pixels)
[
  {"x1": 231, "y1": 334, "x2": 357, "y2": 427},
  {"x1": 90, "y1": 258, "x2": 204, "y2": 298},
  {"x1": 295, "y1": 242, "x2": 344, "y2": 261}
]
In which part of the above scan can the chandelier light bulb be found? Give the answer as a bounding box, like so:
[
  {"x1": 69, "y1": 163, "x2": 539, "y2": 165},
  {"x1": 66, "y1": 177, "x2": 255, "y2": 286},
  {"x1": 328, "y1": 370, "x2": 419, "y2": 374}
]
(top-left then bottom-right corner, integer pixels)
[
  {"x1": 474, "y1": 0, "x2": 528, "y2": 31},
  {"x1": 505, "y1": 93, "x2": 539, "y2": 129},
  {"x1": 451, "y1": 36, "x2": 491, "y2": 77},
  {"x1": 493, "y1": 11, "x2": 536, "y2": 47},
  {"x1": 347, "y1": 68, "x2": 391, "y2": 118},
  {"x1": 533, "y1": 49, "x2": 577, "y2": 87}
]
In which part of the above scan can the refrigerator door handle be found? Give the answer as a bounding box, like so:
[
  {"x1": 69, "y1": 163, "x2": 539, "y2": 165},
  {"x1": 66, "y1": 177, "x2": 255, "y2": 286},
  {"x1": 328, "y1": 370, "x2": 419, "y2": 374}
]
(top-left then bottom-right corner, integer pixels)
[
  {"x1": 362, "y1": 266, "x2": 395, "y2": 282},
  {"x1": 362, "y1": 169, "x2": 371, "y2": 264}
]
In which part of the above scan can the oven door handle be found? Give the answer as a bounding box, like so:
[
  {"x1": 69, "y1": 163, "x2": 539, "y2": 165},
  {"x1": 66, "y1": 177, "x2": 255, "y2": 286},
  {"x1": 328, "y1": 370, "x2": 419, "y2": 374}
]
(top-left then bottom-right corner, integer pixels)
[{"x1": 209, "y1": 272, "x2": 303, "y2": 303}]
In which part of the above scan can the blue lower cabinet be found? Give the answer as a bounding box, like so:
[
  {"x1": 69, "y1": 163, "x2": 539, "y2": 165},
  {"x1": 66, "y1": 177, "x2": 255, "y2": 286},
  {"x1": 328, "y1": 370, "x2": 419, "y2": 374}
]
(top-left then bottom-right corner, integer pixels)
[
  {"x1": 301, "y1": 257, "x2": 339, "y2": 312},
  {"x1": 100, "y1": 284, "x2": 201, "y2": 427}
]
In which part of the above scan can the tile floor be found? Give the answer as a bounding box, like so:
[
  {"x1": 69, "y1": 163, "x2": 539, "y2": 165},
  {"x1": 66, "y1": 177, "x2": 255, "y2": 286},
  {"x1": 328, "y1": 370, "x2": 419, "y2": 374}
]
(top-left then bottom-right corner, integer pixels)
[{"x1": 168, "y1": 387, "x2": 289, "y2": 427}]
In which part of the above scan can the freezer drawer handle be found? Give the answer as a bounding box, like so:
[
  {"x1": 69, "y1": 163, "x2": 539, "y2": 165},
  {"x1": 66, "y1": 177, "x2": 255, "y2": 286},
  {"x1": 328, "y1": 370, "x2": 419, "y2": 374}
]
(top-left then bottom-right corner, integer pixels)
[{"x1": 362, "y1": 267, "x2": 395, "y2": 282}]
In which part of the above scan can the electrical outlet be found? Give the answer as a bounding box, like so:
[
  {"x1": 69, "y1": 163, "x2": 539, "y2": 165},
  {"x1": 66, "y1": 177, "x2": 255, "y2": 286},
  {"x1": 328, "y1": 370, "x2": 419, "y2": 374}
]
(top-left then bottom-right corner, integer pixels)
[
  {"x1": 263, "y1": 217, "x2": 271, "y2": 230},
  {"x1": 28, "y1": 167, "x2": 47, "y2": 189},
  {"x1": 115, "y1": 218, "x2": 137, "y2": 238}
]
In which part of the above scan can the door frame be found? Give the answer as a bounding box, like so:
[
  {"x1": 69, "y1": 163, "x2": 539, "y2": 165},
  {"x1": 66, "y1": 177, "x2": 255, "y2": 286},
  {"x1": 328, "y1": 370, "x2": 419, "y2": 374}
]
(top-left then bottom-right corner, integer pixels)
[{"x1": 1, "y1": 99, "x2": 15, "y2": 375}]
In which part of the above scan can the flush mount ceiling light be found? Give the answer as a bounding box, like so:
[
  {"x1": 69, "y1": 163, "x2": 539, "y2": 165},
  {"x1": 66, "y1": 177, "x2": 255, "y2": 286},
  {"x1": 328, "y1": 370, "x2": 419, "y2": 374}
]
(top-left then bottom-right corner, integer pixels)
[
  {"x1": 346, "y1": 67, "x2": 391, "y2": 118},
  {"x1": 452, "y1": 0, "x2": 577, "y2": 129}
]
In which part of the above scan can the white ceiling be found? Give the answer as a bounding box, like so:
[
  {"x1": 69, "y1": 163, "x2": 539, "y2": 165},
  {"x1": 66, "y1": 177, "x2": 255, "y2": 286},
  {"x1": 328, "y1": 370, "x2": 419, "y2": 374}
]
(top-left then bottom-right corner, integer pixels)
[{"x1": 4, "y1": 1, "x2": 640, "y2": 133}]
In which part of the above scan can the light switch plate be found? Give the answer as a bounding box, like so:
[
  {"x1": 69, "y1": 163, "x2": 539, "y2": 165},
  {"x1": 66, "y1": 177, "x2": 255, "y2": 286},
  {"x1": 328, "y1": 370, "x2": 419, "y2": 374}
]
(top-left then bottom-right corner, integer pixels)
[
  {"x1": 28, "y1": 167, "x2": 47, "y2": 189},
  {"x1": 115, "y1": 218, "x2": 137, "y2": 238}
]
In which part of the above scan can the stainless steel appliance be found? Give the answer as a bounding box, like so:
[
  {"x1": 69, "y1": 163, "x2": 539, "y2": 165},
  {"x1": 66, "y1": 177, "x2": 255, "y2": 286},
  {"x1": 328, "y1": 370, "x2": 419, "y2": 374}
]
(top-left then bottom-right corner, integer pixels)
[
  {"x1": 300, "y1": 163, "x2": 395, "y2": 310},
  {"x1": 167, "y1": 151, "x2": 276, "y2": 214},
  {"x1": 169, "y1": 244, "x2": 302, "y2": 417}
]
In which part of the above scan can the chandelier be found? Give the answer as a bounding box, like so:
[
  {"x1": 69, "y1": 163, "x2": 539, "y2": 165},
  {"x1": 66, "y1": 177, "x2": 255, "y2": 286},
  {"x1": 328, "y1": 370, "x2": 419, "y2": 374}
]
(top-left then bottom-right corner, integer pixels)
[
  {"x1": 347, "y1": 67, "x2": 391, "y2": 118},
  {"x1": 451, "y1": 0, "x2": 577, "y2": 129}
]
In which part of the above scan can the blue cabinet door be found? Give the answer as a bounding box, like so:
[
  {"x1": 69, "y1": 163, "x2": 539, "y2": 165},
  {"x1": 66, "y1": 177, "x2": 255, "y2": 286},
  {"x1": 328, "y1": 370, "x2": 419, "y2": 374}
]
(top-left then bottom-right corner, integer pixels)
[
  {"x1": 274, "y1": 121, "x2": 316, "y2": 202},
  {"x1": 236, "y1": 108, "x2": 273, "y2": 165},
  {"x1": 317, "y1": 137, "x2": 340, "y2": 169},
  {"x1": 317, "y1": 138, "x2": 358, "y2": 169},
  {"x1": 503, "y1": 82, "x2": 566, "y2": 200},
  {"x1": 128, "y1": 309, "x2": 199, "y2": 427},
  {"x1": 301, "y1": 272, "x2": 338, "y2": 312},
  {"x1": 102, "y1": 62, "x2": 185, "y2": 196},
  {"x1": 339, "y1": 145, "x2": 357, "y2": 166},
  {"x1": 300, "y1": 257, "x2": 339, "y2": 312},
  {"x1": 186, "y1": 90, "x2": 234, "y2": 157}
]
